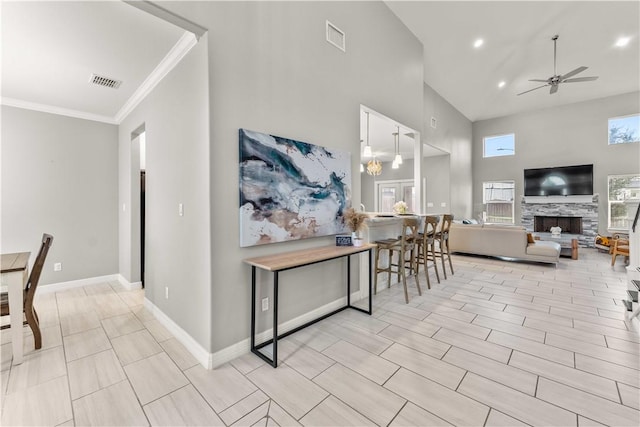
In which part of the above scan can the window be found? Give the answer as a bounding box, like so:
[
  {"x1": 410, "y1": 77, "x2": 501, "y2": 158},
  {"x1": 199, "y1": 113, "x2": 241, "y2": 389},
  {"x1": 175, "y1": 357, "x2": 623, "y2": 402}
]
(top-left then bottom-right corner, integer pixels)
[
  {"x1": 608, "y1": 174, "x2": 640, "y2": 230},
  {"x1": 483, "y1": 181, "x2": 515, "y2": 224},
  {"x1": 483, "y1": 134, "x2": 515, "y2": 157},
  {"x1": 608, "y1": 114, "x2": 640, "y2": 144}
]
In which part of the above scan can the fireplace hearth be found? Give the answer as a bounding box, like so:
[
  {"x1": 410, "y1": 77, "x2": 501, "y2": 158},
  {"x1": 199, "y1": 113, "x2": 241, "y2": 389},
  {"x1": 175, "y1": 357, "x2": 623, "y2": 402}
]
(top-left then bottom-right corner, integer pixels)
[{"x1": 535, "y1": 216, "x2": 583, "y2": 235}]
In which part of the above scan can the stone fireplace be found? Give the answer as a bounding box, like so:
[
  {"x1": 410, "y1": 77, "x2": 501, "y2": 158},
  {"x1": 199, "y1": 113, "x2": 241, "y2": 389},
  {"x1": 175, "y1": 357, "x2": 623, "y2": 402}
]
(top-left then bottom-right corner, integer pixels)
[{"x1": 521, "y1": 195, "x2": 598, "y2": 247}]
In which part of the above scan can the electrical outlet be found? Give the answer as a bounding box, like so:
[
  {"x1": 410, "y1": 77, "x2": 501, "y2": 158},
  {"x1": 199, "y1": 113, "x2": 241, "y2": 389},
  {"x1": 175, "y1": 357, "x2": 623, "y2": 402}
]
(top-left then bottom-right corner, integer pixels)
[
  {"x1": 165, "y1": 287, "x2": 169, "y2": 299},
  {"x1": 261, "y1": 297, "x2": 269, "y2": 311},
  {"x1": 178, "y1": 203, "x2": 184, "y2": 217},
  {"x1": 440, "y1": 202, "x2": 447, "y2": 207},
  {"x1": 54, "y1": 262, "x2": 62, "y2": 272}
]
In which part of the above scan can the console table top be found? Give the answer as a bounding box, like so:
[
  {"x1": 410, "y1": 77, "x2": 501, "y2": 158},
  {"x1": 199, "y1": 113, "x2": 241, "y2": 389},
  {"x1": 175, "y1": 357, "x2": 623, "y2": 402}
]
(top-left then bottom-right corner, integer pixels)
[{"x1": 244, "y1": 244, "x2": 376, "y2": 272}]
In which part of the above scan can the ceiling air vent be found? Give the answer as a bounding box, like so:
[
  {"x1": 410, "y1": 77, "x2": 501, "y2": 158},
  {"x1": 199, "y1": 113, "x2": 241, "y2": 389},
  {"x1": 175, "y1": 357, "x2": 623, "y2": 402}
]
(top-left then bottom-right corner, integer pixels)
[
  {"x1": 89, "y1": 73, "x2": 122, "y2": 89},
  {"x1": 326, "y1": 21, "x2": 345, "y2": 52}
]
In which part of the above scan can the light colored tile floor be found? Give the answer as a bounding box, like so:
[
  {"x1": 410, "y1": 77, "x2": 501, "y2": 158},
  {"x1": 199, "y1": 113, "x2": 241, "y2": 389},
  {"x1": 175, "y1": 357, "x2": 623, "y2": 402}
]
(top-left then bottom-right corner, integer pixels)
[{"x1": 1, "y1": 250, "x2": 640, "y2": 426}]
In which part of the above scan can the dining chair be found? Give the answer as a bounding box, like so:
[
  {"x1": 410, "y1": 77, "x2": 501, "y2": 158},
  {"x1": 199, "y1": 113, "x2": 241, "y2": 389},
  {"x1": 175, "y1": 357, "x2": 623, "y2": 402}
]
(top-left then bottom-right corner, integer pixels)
[
  {"x1": 434, "y1": 214, "x2": 454, "y2": 278},
  {"x1": 373, "y1": 218, "x2": 422, "y2": 303},
  {"x1": 414, "y1": 215, "x2": 441, "y2": 289},
  {"x1": 0, "y1": 233, "x2": 54, "y2": 349}
]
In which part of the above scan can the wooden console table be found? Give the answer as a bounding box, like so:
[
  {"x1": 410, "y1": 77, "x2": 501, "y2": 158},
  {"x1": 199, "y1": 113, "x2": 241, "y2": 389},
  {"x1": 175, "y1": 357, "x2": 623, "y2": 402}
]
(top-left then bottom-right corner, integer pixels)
[{"x1": 244, "y1": 244, "x2": 375, "y2": 367}]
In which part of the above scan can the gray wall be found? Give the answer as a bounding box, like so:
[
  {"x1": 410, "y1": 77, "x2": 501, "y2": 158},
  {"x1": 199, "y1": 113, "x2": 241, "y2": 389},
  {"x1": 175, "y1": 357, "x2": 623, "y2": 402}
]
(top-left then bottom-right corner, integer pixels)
[
  {"x1": 472, "y1": 91, "x2": 640, "y2": 233},
  {"x1": 163, "y1": 0, "x2": 424, "y2": 352},
  {"x1": 118, "y1": 39, "x2": 212, "y2": 349},
  {"x1": 423, "y1": 83, "x2": 473, "y2": 219},
  {"x1": 424, "y1": 155, "x2": 451, "y2": 214},
  {"x1": 1, "y1": 106, "x2": 118, "y2": 285}
]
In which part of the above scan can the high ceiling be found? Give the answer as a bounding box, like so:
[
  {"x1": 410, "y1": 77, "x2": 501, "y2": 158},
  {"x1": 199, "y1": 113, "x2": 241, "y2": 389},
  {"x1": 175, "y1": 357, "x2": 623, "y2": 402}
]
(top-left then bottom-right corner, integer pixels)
[
  {"x1": 386, "y1": 1, "x2": 640, "y2": 122},
  {"x1": 2, "y1": 1, "x2": 638, "y2": 143}
]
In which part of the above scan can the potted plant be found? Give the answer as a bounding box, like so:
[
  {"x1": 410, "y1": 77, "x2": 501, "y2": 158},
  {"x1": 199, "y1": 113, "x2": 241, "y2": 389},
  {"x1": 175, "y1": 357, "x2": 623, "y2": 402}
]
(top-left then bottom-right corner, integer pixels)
[{"x1": 344, "y1": 207, "x2": 368, "y2": 246}]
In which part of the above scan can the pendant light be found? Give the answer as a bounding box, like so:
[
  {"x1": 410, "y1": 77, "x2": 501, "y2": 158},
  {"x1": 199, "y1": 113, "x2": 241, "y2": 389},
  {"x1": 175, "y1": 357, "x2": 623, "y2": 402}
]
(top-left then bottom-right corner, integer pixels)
[
  {"x1": 363, "y1": 111, "x2": 372, "y2": 158},
  {"x1": 393, "y1": 126, "x2": 403, "y2": 165},
  {"x1": 391, "y1": 129, "x2": 399, "y2": 169}
]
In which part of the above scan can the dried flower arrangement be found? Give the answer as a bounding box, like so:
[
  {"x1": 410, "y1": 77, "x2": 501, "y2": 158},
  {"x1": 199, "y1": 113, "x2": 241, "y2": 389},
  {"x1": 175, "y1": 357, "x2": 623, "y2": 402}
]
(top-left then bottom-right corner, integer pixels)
[{"x1": 343, "y1": 208, "x2": 369, "y2": 233}]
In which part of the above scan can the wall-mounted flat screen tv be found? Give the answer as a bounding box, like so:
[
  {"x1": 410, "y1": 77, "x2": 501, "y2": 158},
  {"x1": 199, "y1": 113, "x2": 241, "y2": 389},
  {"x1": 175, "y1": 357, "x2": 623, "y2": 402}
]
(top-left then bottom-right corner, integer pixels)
[{"x1": 524, "y1": 164, "x2": 593, "y2": 196}]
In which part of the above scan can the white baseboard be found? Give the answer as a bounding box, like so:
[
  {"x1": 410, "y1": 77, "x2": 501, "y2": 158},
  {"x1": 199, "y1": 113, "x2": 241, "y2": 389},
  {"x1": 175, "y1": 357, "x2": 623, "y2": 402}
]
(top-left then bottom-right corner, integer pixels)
[
  {"x1": 39, "y1": 274, "x2": 121, "y2": 294},
  {"x1": 40, "y1": 274, "x2": 366, "y2": 370},
  {"x1": 117, "y1": 274, "x2": 143, "y2": 291},
  {"x1": 143, "y1": 298, "x2": 212, "y2": 369}
]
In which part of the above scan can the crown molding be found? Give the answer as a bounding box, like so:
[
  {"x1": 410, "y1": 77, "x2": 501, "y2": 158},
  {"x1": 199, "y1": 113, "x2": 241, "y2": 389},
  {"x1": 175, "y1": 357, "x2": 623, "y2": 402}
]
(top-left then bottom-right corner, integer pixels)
[
  {"x1": 124, "y1": 1, "x2": 207, "y2": 40},
  {"x1": 114, "y1": 31, "x2": 197, "y2": 123},
  {"x1": 1, "y1": 97, "x2": 117, "y2": 124}
]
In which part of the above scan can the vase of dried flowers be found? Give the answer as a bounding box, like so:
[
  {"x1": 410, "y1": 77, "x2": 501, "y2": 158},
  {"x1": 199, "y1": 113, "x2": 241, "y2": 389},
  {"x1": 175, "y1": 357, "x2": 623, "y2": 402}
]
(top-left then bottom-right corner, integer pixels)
[{"x1": 344, "y1": 207, "x2": 368, "y2": 243}]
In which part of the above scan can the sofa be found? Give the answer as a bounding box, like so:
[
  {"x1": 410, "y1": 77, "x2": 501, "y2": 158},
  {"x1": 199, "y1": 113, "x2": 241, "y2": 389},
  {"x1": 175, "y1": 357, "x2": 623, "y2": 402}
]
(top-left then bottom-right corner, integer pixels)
[{"x1": 448, "y1": 223, "x2": 561, "y2": 264}]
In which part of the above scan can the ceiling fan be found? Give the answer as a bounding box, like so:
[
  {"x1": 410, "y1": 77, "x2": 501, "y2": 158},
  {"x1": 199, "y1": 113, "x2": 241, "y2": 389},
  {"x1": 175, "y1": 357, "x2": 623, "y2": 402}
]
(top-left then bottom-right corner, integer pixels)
[{"x1": 518, "y1": 35, "x2": 598, "y2": 96}]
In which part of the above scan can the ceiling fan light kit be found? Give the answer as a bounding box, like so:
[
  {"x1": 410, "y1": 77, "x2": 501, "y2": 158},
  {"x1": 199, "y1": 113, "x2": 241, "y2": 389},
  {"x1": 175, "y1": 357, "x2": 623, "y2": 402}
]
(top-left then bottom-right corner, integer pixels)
[{"x1": 518, "y1": 35, "x2": 599, "y2": 96}]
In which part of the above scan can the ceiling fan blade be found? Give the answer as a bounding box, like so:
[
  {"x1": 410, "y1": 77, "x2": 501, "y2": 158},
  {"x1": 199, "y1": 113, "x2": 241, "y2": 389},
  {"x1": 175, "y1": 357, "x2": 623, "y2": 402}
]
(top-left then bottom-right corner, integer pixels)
[
  {"x1": 560, "y1": 66, "x2": 587, "y2": 80},
  {"x1": 517, "y1": 84, "x2": 549, "y2": 96},
  {"x1": 528, "y1": 79, "x2": 549, "y2": 83},
  {"x1": 550, "y1": 85, "x2": 559, "y2": 94},
  {"x1": 563, "y1": 76, "x2": 599, "y2": 83}
]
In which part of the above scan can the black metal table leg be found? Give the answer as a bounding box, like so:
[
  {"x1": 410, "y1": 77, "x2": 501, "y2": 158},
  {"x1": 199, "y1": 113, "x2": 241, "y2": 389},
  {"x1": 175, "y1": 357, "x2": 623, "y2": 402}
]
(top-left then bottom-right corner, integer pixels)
[
  {"x1": 347, "y1": 255, "x2": 351, "y2": 306},
  {"x1": 369, "y1": 248, "x2": 373, "y2": 314},
  {"x1": 272, "y1": 271, "x2": 279, "y2": 368},
  {"x1": 251, "y1": 266, "x2": 256, "y2": 350}
]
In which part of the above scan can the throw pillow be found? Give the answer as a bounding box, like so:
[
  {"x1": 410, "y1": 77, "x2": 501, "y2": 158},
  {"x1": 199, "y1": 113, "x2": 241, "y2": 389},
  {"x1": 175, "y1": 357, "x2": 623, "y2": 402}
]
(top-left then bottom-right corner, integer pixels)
[{"x1": 527, "y1": 233, "x2": 535, "y2": 244}]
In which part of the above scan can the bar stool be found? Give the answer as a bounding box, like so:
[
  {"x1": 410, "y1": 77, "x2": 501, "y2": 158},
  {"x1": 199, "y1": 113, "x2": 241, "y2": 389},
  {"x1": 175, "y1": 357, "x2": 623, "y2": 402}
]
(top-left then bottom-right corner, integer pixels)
[
  {"x1": 434, "y1": 214, "x2": 454, "y2": 279},
  {"x1": 373, "y1": 217, "x2": 422, "y2": 303},
  {"x1": 415, "y1": 215, "x2": 440, "y2": 289}
]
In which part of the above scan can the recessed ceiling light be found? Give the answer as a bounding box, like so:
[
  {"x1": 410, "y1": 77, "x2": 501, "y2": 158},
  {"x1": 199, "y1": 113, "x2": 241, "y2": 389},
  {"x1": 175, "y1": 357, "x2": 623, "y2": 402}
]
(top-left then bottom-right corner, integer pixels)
[
  {"x1": 615, "y1": 36, "x2": 631, "y2": 47},
  {"x1": 498, "y1": 81, "x2": 506, "y2": 88},
  {"x1": 473, "y1": 39, "x2": 484, "y2": 48}
]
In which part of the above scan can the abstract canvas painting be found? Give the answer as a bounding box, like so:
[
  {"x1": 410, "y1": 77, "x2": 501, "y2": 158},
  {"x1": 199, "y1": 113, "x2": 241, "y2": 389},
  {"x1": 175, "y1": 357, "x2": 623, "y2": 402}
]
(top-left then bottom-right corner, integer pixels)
[{"x1": 239, "y1": 129, "x2": 352, "y2": 247}]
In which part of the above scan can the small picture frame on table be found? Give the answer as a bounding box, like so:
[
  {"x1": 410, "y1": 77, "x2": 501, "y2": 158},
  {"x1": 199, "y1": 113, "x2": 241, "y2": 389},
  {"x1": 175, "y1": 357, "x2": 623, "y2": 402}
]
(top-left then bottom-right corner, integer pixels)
[{"x1": 335, "y1": 235, "x2": 353, "y2": 246}]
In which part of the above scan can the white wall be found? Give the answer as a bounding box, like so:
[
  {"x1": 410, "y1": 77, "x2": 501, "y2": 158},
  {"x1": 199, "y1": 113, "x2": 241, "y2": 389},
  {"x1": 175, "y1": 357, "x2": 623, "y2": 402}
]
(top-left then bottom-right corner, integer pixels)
[
  {"x1": 118, "y1": 38, "x2": 212, "y2": 350},
  {"x1": 162, "y1": 0, "x2": 424, "y2": 352},
  {"x1": 472, "y1": 91, "x2": 640, "y2": 232},
  {"x1": 1, "y1": 106, "x2": 119, "y2": 285}
]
